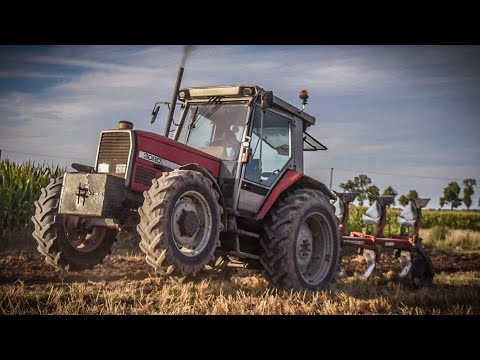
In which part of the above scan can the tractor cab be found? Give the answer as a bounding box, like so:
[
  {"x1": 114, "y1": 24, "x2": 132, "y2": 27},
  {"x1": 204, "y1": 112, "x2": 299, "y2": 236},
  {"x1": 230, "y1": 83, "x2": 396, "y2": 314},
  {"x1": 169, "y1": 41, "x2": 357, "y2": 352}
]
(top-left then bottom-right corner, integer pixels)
[{"x1": 171, "y1": 85, "x2": 327, "y2": 216}]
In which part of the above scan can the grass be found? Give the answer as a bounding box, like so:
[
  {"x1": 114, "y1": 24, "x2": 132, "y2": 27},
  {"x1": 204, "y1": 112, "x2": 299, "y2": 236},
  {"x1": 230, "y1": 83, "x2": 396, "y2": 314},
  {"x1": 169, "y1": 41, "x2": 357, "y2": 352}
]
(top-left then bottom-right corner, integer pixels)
[
  {"x1": 0, "y1": 249, "x2": 478, "y2": 315},
  {"x1": 1, "y1": 271, "x2": 478, "y2": 315},
  {"x1": 421, "y1": 228, "x2": 480, "y2": 252},
  {"x1": 0, "y1": 243, "x2": 478, "y2": 315}
]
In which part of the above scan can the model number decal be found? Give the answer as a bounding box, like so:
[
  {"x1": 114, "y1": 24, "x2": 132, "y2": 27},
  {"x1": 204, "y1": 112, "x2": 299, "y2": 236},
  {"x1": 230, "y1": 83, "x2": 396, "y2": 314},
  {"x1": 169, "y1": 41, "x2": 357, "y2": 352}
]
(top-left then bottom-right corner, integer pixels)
[
  {"x1": 138, "y1": 151, "x2": 181, "y2": 169},
  {"x1": 139, "y1": 151, "x2": 163, "y2": 165}
]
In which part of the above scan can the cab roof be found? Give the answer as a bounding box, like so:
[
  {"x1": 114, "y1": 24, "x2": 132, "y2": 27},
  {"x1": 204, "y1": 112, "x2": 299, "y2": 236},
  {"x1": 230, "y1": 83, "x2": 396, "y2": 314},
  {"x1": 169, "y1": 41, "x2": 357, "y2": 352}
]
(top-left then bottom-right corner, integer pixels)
[{"x1": 179, "y1": 84, "x2": 316, "y2": 126}]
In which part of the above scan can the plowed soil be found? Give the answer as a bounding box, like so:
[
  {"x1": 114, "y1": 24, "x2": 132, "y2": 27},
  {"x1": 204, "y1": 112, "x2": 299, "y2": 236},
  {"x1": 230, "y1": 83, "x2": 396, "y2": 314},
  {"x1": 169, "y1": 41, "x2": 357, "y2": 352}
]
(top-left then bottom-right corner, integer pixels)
[{"x1": 1, "y1": 248, "x2": 478, "y2": 286}]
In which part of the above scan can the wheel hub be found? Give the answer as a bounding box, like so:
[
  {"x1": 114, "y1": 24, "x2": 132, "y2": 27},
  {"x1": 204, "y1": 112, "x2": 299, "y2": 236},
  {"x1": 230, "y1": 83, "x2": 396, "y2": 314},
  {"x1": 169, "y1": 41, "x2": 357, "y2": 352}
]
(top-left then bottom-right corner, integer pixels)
[
  {"x1": 63, "y1": 216, "x2": 106, "y2": 253},
  {"x1": 295, "y1": 212, "x2": 335, "y2": 286},
  {"x1": 297, "y1": 223, "x2": 313, "y2": 267},
  {"x1": 170, "y1": 191, "x2": 213, "y2": 257},
  {"x1": 178, "y1": 209, "x2": 200, "y2": 237}
]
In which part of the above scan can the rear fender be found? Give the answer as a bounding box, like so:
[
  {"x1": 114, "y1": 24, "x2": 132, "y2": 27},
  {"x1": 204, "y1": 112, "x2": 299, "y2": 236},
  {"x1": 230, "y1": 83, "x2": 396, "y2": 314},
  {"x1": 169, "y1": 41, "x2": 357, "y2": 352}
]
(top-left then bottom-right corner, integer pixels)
[{"x1": 256, "y1": 171, "x2": 335, "y2": 220}]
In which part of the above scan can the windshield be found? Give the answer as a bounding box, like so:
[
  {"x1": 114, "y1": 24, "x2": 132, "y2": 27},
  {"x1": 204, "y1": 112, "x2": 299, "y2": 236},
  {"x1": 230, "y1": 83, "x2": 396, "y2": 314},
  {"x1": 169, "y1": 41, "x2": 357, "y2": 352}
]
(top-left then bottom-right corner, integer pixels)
[{"x1": 177, "y1": 101, "x2": 248, "y2": 160}]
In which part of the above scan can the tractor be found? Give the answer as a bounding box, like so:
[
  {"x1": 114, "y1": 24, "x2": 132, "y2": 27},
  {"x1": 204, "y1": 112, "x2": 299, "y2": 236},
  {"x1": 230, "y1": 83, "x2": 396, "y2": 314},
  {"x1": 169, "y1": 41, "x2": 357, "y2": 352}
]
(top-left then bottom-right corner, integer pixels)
[{"x1": 31, "y1": 66, "x2": 340, "y2": 290}]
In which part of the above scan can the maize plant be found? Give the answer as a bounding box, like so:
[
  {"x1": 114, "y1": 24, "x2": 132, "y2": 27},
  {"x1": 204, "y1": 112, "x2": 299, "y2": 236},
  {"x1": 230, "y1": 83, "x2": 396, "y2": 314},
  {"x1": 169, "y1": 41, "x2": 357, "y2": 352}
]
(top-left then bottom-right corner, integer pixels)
[{"x1": 0, "y1": 160, "x2": 65, "y2": 231}]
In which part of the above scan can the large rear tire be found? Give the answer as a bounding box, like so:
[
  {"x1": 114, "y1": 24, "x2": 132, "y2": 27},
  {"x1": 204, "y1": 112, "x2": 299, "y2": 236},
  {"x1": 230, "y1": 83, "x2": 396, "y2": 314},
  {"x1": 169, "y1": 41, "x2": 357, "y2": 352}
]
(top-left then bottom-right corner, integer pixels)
[
  {"x1": 31, "y1": 177, "x2": 116, "y2": 271},
  {"x1": 260, "y1": 188, "x2": 340, "y2": 290},
  {"x1": 137, "y1": 169, "x2": 223, "y2": 276}
]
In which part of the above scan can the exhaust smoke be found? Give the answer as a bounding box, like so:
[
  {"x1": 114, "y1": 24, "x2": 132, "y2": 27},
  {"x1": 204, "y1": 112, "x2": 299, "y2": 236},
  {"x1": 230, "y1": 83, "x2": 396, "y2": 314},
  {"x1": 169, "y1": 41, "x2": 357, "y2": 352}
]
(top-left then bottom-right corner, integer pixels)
[{"x1": 180, "y1": 45, "x2": 194, "y2": 68}]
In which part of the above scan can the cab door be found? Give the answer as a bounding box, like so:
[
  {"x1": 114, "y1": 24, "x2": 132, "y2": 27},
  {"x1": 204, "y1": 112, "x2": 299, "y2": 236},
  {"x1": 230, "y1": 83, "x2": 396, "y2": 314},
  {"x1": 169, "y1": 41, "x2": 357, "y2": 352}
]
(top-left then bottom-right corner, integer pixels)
[{"x1": 236, "y1": 106, "x2": 293, "y2": 214}]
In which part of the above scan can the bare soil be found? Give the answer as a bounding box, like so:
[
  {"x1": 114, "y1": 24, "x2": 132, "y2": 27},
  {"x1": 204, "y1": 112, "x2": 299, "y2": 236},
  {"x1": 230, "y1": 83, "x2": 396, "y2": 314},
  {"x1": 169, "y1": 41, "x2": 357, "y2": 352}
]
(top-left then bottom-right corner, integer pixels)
[{"x1": 0, "y1": 247, "x2": 478, "y2": 286}]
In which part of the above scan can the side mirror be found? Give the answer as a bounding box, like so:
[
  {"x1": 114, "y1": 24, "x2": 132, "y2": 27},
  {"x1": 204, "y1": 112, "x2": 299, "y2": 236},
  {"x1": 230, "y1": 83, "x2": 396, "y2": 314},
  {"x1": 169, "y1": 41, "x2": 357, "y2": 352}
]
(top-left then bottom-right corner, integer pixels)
[
  {"x1": 151, "y1": 104, "x2": 161, "y2": 124},
  {"x1": 276, "y1": 144, "x2": 289, "y2": 156},
  {"x1": 261, "y1": 91, "x2": 273, "y2": 109}
]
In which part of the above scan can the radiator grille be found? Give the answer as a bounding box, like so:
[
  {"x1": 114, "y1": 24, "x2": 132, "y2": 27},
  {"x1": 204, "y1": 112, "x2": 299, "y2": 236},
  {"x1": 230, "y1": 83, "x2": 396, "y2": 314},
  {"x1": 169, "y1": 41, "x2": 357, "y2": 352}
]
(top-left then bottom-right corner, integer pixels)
[
  {"x1": 96, "y1": 131, "x2": 131, "y2": 178},
  {"x1": 134, "y1": 166, "x2": 156, "y2": 186}
]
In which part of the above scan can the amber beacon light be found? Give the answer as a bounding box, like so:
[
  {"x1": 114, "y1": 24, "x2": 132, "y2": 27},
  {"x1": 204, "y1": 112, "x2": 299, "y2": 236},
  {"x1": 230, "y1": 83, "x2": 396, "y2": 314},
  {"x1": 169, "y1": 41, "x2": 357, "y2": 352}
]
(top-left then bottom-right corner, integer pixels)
[{"x1": 299, "y1": 89, "x2": 309, "y2": 105}]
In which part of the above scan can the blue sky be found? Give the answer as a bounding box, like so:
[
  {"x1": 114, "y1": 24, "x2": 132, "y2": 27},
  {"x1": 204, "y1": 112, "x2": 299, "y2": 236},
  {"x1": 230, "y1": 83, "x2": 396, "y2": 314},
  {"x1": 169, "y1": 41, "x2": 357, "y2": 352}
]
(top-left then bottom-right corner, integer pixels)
[{"x1": 0, "y1": 45, "x2": 479, "y2": 209}]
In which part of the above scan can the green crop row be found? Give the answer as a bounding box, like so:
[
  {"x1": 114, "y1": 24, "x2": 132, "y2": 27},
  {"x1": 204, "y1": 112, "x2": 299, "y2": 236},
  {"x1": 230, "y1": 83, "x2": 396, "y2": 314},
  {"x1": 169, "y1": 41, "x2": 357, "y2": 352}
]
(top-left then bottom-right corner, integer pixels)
[{"x1": 0, "y1": 160, "x2": 65, "y2": 231}]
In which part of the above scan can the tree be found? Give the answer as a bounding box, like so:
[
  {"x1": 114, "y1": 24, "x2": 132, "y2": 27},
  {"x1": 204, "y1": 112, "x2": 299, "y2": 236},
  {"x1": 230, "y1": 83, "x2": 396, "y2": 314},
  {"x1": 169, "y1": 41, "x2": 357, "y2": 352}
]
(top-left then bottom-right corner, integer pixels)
[
  {"x1": 367, "y1": 185, "x2": 380, "y2": 206},
  {"x1": 398, "y1": 189, "x2": 419, "y2": 207},
  {"x1": 440, "y1": 181, "x2": 462, "y2": 210},
  {"x1": 382, "y1": 186, "x2": 398, "y2": 206},
  {"x1": 463, "y1": 179, "x2": 477, "y2": 210},
  {"x1": 339, "y1": 174, "x2": 372, "y2": 206}
]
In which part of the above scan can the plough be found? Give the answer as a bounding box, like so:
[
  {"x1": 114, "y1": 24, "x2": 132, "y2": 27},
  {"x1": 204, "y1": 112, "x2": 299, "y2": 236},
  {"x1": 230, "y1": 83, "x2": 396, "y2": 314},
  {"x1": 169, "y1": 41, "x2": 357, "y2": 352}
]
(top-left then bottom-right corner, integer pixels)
[{"x1": 333, "y1": 192, "x2": 435, "y2": 287}]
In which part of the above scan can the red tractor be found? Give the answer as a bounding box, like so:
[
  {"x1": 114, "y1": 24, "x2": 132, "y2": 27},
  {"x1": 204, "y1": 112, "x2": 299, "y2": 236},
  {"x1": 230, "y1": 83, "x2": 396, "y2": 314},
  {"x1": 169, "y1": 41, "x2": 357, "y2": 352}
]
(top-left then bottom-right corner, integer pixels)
[{"x1": 31, "y1": 67, "x2": 339, "y2": 290}]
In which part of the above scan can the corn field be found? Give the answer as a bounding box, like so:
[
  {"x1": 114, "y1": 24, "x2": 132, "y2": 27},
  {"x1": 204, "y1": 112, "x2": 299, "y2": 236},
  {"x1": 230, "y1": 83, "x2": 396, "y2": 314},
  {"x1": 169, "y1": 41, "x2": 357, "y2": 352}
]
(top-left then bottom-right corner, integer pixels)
[
  {"x1": 0, "y1": 160, "x2": 65, "y2": 231},
  {"x1": 421, "y1": 210, "x2": 480, "y2": 231}
]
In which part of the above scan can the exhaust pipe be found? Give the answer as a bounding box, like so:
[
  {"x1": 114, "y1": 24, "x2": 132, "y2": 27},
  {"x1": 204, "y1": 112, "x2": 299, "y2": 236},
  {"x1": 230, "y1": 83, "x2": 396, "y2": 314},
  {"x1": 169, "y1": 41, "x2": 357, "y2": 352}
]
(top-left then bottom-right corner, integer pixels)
[{"x1": 163, "y1": 66, "x2": 184, "y2": 137}]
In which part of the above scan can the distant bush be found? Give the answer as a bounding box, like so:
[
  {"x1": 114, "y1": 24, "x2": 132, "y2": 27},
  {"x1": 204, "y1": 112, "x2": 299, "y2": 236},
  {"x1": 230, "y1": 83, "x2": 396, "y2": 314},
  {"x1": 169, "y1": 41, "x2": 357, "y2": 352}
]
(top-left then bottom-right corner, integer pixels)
[{"x1": 429, "y1": 225, "x2": 450, "y2": 242}]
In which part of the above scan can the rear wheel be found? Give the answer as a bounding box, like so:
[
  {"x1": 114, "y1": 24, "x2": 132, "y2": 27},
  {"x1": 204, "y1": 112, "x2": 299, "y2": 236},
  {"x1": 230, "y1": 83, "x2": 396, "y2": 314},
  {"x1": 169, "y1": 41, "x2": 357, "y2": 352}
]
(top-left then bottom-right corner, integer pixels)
[
  {"x1": 261, "y1": 188, "x2": 340, "y2": 290},
  {"x1": 31, "y1": 177, "x2": 116, "y2": 271},
  {"x1": 137, "y1": 169, "x2": 223, "y2": 276}
]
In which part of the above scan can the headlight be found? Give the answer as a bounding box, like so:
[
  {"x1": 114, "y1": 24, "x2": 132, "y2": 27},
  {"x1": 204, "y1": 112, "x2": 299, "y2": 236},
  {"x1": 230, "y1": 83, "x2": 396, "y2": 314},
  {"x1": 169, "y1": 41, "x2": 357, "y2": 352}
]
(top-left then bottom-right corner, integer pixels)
[
  {"x1": 115, "y1": 164, "x2": 127, "y2": 174},
  {"x1": 98, "y1": 163, "x2": 110, "y2": 173}
]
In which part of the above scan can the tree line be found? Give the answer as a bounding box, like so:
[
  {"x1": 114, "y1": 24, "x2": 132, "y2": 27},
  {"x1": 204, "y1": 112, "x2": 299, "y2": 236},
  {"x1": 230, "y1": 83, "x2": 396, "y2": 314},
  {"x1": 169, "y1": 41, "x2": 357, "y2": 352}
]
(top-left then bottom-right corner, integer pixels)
[
  {"x1": 440, "y1": 179, "x2": 477, "y2": 210},
  {"x1": 339, "y1": 175, "x2": 477, "y2": 210}
]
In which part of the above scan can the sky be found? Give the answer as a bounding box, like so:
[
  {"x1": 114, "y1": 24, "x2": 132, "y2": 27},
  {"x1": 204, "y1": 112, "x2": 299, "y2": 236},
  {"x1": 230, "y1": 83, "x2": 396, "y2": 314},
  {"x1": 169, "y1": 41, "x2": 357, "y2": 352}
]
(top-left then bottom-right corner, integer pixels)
[{"x1": 0, "y1": 45, "x2": 479, "y2": 209}]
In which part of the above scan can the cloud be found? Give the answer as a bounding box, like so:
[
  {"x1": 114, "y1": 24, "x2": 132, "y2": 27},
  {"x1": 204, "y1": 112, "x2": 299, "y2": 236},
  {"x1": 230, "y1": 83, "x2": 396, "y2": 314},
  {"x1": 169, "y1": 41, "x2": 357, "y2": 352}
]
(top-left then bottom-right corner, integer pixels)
[
  {"x1": 30, "y1": 55, "x2": 160, "y2": 74},
  {"x1": 0, "y1": 71, "x2": 66, "y2": 79}
]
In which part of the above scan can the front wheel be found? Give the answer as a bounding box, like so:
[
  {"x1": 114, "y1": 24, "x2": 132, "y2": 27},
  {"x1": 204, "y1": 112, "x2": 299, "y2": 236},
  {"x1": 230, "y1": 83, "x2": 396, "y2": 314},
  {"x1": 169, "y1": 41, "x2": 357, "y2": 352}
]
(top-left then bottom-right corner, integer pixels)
[
  {"x1": 31, "y1": 177, "x2": 116, "y2": 271},
  {"x1": 261, "y1": 188, "x2": 340, "y2": 290},
  {"x1": 137, "y1": 169, "x2": 223, "y2": 276}
]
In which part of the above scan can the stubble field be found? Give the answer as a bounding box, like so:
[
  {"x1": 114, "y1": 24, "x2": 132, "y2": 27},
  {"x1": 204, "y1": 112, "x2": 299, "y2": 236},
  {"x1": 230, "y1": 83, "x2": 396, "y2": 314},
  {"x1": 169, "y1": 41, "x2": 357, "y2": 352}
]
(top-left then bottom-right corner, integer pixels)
[{"x1": 1, "y1": 246, "x2": 479, "y2": 315}]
